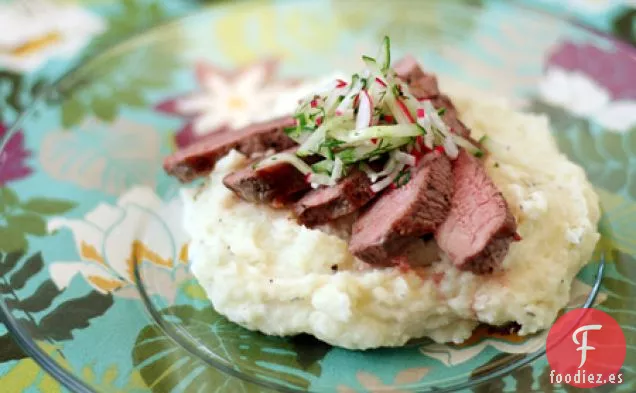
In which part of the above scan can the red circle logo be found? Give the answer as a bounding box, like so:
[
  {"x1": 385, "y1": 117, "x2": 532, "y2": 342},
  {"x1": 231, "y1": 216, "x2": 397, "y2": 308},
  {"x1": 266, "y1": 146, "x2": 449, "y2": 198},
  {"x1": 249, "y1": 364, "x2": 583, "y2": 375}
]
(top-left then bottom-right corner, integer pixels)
[{"x1": 546, "y1": 308, "x2": 626, "y2": 388}]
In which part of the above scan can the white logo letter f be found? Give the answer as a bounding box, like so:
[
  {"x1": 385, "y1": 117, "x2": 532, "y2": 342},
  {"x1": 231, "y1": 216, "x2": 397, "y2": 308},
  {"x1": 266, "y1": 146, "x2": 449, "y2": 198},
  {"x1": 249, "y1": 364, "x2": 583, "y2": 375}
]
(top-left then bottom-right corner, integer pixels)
[{"x1": 572, "y1": 324, "x2": 602, "y2": 368}]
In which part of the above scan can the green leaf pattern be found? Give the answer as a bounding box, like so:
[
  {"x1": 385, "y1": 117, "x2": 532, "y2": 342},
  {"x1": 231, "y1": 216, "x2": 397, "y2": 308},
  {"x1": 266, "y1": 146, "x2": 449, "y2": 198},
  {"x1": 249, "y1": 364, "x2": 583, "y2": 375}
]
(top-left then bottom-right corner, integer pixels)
[
  {"x1": 0, "y1": 188, "x2": 76, "y2": 253},
  {"x1": 56, "y1": 0, "x2": 183, "y2": 129},
  {"x1": 133, "y1": 305, "x2": 326, "y2": 392}
]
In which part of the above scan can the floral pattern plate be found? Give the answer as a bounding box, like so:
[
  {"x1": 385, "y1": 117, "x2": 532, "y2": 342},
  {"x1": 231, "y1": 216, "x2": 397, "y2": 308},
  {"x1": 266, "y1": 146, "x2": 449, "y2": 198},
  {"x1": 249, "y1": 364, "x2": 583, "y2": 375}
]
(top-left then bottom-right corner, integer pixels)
[{"x1": 1, "y1": 0, "x2": 635, "y2": 392}]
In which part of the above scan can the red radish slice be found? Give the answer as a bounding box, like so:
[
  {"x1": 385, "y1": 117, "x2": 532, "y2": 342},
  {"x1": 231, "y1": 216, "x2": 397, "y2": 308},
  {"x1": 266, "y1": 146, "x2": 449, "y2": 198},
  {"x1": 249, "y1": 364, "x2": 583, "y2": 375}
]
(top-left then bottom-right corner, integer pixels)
[
  {"x1": 336, "y1": 79, "x2": 348, "y2": 88},
  {"x1": 416, "y1": 108, "x2": 425, "y2": 118},
  {"x1": 356, "y1": 89, "x2": 373, "y2": 130},
  {"x1": 375, "y1": 77, "x2": 387, "y2": 87},
  {"x1": 395, "y1": 98, "x2": 415, "y2": 123}
]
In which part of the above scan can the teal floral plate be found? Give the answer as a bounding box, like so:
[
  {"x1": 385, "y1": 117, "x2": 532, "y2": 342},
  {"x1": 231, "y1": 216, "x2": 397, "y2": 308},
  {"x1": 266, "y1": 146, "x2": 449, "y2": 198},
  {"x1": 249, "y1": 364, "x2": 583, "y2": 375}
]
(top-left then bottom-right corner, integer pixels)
[{"x1": 1, "y1": 1, "x2": 635, "y2": 392}]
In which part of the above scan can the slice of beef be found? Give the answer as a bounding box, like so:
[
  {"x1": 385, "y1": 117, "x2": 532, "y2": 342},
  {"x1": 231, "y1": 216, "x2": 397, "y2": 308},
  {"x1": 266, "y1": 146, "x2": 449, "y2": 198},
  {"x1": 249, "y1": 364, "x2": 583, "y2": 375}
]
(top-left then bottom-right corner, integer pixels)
[
  {"x1": 163, "y1": 116, "x2": 297, "y2": 183},
  {"x1": 435, "y1": 150, "x2": 517, "y2": 274},
  {"x1": 394, "y1": 56, "x2": 472, "y2": 139},
  {"x1": 430, "y1": 94, "x2": 472, "y2": 138},
  {"x1": 294, "y1": 169, "x2": 375, "y2": 227},
  {"x1": 348, "y1": 152, "x2": 453, "y2": 265},
  {"x1": 222, "y1": 148, "x2": 322, "y2": 206},
  {"x1": 394, "y1": 55, "x2": 440, "y2": 99},
  {"x1": 223, "y1": 162, "x2": 307, "y2": 205}
]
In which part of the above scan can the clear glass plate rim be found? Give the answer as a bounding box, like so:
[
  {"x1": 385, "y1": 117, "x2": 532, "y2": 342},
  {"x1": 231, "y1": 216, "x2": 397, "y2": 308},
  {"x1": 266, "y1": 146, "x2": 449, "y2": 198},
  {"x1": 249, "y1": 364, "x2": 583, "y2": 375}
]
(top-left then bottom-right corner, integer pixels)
[{"x1": 132, "y1": 254, "x2": 606, "y2": 393}]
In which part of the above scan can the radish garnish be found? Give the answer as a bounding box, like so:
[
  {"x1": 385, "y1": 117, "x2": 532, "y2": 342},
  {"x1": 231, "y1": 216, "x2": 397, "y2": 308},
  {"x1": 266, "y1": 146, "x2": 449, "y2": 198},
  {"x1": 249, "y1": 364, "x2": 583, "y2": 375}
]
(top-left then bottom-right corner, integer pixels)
[
  {"x1": 257, "y1": 152, "x2": 313, "y2": 175},
  {"x1": 443, "y1": 135, "x2": 459, "y2": 159},
  {"x1": 422, "y1": 100, "x2": 450, "y2": 136},
  {"x1": 286, "y1": 35, "x2": 478, "y2": 195},
  {"x1": 308, "y1": 173, "x2": 334, "y2": 187},
  {"x1": 344, "y1": 124, "x2": 421, "y2": 143},
  {"x1": 335, "y1": 76, "x2": 363, "y2": 116},
  {"x1": 371, "y1": 163, "x2": 405, "y2": 193},
  {"x1": 330, "y1": 157, "x2": 344, "y2": 184},
  {"x1": 356, "y1": 89, "x2": 373, "y2": 130},
  {"x1": 395, "y1": 99, "x2": 415, "y2": 123},
  {"x1": 424, "y1": 132, "x2": 435, "y2": 149},
  {"x1": 395, "y1": 151, "x2": 416, "y2": 166}
]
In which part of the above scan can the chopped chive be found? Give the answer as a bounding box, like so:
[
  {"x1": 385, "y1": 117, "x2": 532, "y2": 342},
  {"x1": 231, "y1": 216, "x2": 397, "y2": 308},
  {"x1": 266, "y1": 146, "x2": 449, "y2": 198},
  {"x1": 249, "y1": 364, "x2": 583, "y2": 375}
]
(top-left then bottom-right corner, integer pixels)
[
  {"x1": 326, "y1": 147, "x2": 334, "y2": 160},
  {"x1": 380, "y1": 36, "x2": 391, "y2": 75},
  {"x1": 478, "y1": 135, "x2": 488, "y2": 143},
  {"x1": 294, "y1": 113, "x2": 307, "y2": 128},
  {"x1": 437, "y1": 108, "x2": 446, "y2": 116},
  {"x1": 391, "y1": 84, "x2": 400, "y2": 98},
  {"x1": 394, "y1": 168, "x2": 411, "y2": 188},
  {"x1": 362, "y1": 55, "x2": 376, "y2": 64}
]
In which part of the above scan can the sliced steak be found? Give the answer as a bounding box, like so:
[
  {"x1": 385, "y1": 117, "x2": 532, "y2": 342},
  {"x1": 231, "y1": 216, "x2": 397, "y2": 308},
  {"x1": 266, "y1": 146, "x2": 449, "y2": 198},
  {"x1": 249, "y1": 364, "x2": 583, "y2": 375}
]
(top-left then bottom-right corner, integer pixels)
[
  {"x1": 163, "y1": 116, "x2": 297, "y2": 182},
  {"x1": 435, "y1": 150, "x2": 517, "y2": 274},
  {"x1": 222, "y1": 163, "x2": 306, "y2": 206},
  {"x1": 294, "y1": 169, "x2": 375, "y2": 227},
  {"x1": 222, "y1": 148, "x2": 322, "y2": 206},
  {"x1": 394, "y1": 56, "x2": 471, "y2": 138},
  {"x1": 348, "y1": 152, "x2": 453, "y2": 265},
  {"x1": 394, "y1": 55, "x2": 440, "y2": 98},
  {"x1": 430, "y1": 94, "x2": 471, "y2": 138}
]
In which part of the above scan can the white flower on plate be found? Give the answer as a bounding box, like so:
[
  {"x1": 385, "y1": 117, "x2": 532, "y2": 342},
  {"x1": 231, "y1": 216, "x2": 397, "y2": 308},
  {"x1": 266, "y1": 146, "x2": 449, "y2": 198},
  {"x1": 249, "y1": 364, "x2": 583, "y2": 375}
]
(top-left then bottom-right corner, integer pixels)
[
  {"x1": 419, "y1": 279, "x2": 607, "y2": 367},
  {"x1": 0, "y1": 2, "x2": 106, "y2": 73},
  {"x1": 48, "y1": 187, "x2": 190, "y2": 303},
  {"x1": 177, "y1": 61, "x2": 345, "y2": 136},
  {"x1": 539, "y1": 67, "x2": 636, "y2": 132}
]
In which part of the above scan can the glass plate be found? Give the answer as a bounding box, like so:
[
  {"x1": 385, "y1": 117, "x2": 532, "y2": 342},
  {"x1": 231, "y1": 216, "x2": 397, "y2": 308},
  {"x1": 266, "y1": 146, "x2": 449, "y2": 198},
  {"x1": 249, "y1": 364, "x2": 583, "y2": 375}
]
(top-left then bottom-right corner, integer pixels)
[{"x1": 1, "y1": 0, "x2": 634, "y2": 392}]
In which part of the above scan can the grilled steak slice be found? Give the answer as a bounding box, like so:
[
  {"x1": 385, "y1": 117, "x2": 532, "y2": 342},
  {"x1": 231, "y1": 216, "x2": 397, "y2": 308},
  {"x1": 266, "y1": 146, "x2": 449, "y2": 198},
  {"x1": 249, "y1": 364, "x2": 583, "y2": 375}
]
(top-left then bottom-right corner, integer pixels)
[
  {"x1": 394, "y1": 56, "x2": 471, "y2": 138},
  {"x1": 223, "y1": 164, "x2": 307, "y2": 206},
  {"x1": 163, "y1": 116, "x2": 297, "y2": 182},
  {"x1": 294, "y1": 169, "x2": 375, "y2": 227},
  {"x1": 348, "y1": 152, "x2": 453, "y2": 265},
  {"x1": 430, "y1": 94, "x2": 471, "y2": 138},
  {"x1": 394, "y1": 55, "x2": 440, "y2": 98},
  {"x1": 222, "y1": 148, "x2": 322, "y2": 205},
  {"x1": 435, "y1": 150, "x2": 517, "y2": 274}
]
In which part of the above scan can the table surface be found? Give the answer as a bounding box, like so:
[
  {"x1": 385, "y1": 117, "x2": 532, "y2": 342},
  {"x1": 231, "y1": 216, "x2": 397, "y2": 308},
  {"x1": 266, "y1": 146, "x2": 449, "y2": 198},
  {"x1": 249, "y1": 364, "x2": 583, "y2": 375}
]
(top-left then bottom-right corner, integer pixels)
[{"x1": 1, "y1": 0, "x2": 635, "y2": 392}]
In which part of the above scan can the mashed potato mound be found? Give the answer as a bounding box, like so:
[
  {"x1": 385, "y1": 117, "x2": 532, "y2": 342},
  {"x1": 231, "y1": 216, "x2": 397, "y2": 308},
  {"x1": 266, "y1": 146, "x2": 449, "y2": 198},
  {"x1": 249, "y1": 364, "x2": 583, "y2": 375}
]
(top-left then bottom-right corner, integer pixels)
[{"x1": 183, "y1": 87, "x2": 601, "y2": 350}]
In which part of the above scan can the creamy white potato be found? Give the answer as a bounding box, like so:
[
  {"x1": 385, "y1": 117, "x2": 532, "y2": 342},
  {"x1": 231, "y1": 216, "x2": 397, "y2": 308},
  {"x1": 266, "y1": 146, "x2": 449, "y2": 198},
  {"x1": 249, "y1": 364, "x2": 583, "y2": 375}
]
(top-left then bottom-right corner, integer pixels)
[{"x1": 183, "y1": 87, "x2": 600, "y2": 350}]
